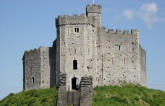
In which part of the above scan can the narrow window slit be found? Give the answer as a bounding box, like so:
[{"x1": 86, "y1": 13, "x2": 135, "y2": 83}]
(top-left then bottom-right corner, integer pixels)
[
  {"x1": 32, "y1": 77, "x2": 34, "y2": 84},
  {"x1": 73, "y1": 60, "x2": 77, "y2": 69}
]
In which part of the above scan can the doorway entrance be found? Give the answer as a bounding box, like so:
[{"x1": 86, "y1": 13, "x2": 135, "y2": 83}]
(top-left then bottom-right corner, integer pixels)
[{"x1": 72, "y1": 77, "x2": 79, "y2": 90}]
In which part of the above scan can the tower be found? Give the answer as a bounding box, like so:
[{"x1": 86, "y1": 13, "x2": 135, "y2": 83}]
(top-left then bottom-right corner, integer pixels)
[
  {"x1": 55, "y1": 4, "x2": 102, "y2": 91},
  {"x1": 86, "y1": 4, "x2": 102, "y2": 27}
]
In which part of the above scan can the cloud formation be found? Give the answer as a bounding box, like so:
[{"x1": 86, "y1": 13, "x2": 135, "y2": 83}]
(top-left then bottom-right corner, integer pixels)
[{"x1": 123, "y1": 3, "x2": 164, "y2": 28}]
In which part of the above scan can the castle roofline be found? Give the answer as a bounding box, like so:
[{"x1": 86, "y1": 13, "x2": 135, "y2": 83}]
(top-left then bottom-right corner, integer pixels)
[
  {"x1": 56, "y1": 14, "x2": 96, "y2": 27},
  {"x1": 86, "y1": 4, "x2": 102, "y2": 13},
  {"x1": 100, "y1": 27, "x2": 139, "y2": 35}
]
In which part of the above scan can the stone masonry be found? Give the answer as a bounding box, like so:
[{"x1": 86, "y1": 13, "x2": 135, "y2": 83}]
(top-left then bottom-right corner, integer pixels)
[{"x1": 23, "y1": 3, "x2": 147, "y2": 94}]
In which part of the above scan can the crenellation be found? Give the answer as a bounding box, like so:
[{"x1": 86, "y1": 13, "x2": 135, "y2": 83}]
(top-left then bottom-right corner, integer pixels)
[
  {"x1": 80, "y1": 13, "x2": 86, "y2": 17},
  {"x1": 100, "y1": 27, "x2": 107, "y2": 35},
  {"x1": 102, "y1": 29, "x2": 133, "y2": 35},
  {"x1": 24, "y1": 48, "x2": 40, "y2": 56},
  {"x1": 108, "y1": 29, "x2": 115, "y2": 33},
  {"x1": 101, "y1": 26, "x2": 106, "y2": 31},
  {"x1": 57, "y1": 14, "x2": 96, "y2": 27},
  {"x1": 123, "y1": 30, "x2": 130, "y2": 34},
  {"x1": 64, "y1": 15, "x2": 70, "y2": 18},
  {"x1": 131, "y1": 29, "x2": 139, "y2": 35},
  {"x1": 73, "y1": 14, "x2": 78, "y2": 17},
  {"x1": 86, "y1": 4, "x2": 102, "y2": 13},
  {"x1": 116, "y1": 29, "x2": 122, "y2": 34}
]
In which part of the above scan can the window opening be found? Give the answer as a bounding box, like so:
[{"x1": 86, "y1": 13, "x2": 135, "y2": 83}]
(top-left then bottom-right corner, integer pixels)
[
  {"x1": 32, "y1": 77, "x2": 34, "y2": 84},
  {"x1": 73, "y1": 60, "x2": 77, "y2": 69},
  {"x1": 115, "y1": 45, "x2": 120, "y2": 50},
  {"x1": 75, "y1": 28, "x2": 79, "y2": 33}
]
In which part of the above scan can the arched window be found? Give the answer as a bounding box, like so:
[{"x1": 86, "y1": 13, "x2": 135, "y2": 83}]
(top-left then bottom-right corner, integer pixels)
[{"x1": 73, "y1": 60, "x2": 77, "y2": 70}]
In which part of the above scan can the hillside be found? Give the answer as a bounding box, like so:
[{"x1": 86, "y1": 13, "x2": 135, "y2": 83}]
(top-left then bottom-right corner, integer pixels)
[
  {"x1": 93, "y1": 84, "x2": 165, "y2": 106},
  {"x1": 0, "y1": 87, "x2": 58, "y2": 106},
  {"x1": 1, "y1": 84, "x2": 165, "y2": 106}
]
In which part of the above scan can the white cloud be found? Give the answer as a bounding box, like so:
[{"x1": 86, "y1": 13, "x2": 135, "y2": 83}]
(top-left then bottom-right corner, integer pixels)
[
  {"x1": 123, "y1": 10, "x2": 135, "y2": 20},
  {"x1": 123, "y1": 3, "x2": 164, "y2": 28}
]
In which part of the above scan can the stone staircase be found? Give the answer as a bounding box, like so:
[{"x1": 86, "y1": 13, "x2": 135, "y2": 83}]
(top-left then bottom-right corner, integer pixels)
[
  {"x1": 57, "y1": 74, "x2": 93, "y2": 106},
  {"x1": 67, "y1": 90, "x2": 80, "y2": 106}
]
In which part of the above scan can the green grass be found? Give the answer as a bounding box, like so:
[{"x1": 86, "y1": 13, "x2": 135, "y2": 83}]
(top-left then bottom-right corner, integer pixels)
[
  {"x1": 1, "y1": 84, "x2": 165, "y2": 106},
  {"x1": 0, "y1": 87, "x2": 58, "y2": 106},
  {"x1": 93, "y1": 84, "x2": 165, "y2": 106}
]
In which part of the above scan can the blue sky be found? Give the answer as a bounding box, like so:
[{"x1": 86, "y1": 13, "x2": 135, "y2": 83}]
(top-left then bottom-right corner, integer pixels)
[{"x1": 0, "y1": 0, "x2": 165, "y2": 100}]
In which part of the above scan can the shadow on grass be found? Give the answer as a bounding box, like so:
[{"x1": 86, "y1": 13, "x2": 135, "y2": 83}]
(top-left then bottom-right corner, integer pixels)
[{"x1": 110, "y1": 96, "x2": 128, "y2": 104}]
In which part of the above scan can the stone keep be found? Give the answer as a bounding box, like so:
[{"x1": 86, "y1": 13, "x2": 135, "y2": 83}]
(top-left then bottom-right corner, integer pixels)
[{"x1": 23, "y1": 4, "x2": 147, "y2": 90}]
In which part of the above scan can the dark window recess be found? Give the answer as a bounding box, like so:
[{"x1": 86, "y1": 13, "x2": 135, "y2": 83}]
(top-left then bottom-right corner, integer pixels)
[
  {"x1": 73, "y1": 60, "x2": 78, "y2": 69},
  {"x1": 32, "y1": 77, "x2": 34, "y2": 84},
  {"x1": 75, "y1": 28, "x2": 79, "y2": 33}
]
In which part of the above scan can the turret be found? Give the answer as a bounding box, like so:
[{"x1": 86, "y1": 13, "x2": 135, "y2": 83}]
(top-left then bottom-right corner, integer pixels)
[{"x1": 86, "y1": 4, "x2": 102, "y2": 27}]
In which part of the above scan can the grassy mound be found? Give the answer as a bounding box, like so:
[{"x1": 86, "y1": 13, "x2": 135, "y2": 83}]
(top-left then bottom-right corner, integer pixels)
[
  {"x1": 1, "y1": 84, "x2": 165, "y2": 106},
  {"x1": 93, "y1": 84, "x2": 165, "y2": 106},
  {"x1": 0, "y1": 87, "x2": 58, "y2": 106}
]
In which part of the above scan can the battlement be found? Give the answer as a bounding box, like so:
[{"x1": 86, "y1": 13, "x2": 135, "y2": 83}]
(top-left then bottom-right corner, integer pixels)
[
  {"x1": 100, "y1": 27, "x2": 139, "y2": 35},
  {"x1": 24, "y1": 46, "x2": 49, "y2": 56},
  {"x1": 24, "y1": 48, "x2": 39, "y2": 56},
  {"x1": 56, "y1": 14, "x2": 95, "y2": 26},
  {"x1": 86, "y1": 4, "x2": 102, "y2": 14}
]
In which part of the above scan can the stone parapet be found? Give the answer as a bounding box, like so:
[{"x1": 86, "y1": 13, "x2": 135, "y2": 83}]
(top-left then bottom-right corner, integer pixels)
[
  {"x1": 100, "y1": 27, "x2": 140, "y2": 35},
  {"x1": 56, "y1": 14, "x2": 95, "y2": 27},
  {"x1": 86, "y1": 4, "x2": 102, "y2": 13}
]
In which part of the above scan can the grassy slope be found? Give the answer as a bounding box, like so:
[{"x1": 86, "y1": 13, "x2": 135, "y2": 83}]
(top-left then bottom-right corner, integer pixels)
[
  {"x1": 93, "y1": 84, "x2": 165, "y2": 106},
  {"x1": 0, "y1": 87, "x2": 58, "y2": 106},
  {"x1": 0, "y1": 84, "x2": 165, "y2": 106}
]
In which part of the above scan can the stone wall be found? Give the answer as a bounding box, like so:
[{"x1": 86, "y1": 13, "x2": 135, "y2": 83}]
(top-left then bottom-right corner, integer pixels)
[
  {"x1": 23, "y1": 48, "x2": 41, "y2": 90},
  {"x1": 140, "y1": 45, "x2": 147, "y2": 86},
  {"x1": 49, "y1": 47, "x2": 56, "y2": 87},
  {"x1": 80, "y1": 76, "x2": 93, "y2": 106},
  {"x1": 23, "y1": 47, "x2": 56, "y2": 90},
  {"x1": 95, "y1": 28, "x2": 141, "y2": 86},
  {"x1": 40, "y1": 47, "x2": 56, "y2": 88},
  {"x1": 57, "y1": 73, "x2": 67, "y2": 106}
]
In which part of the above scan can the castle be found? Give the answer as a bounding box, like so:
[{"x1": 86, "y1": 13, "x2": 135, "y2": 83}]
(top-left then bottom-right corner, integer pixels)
[{"x1": 23, "y1": 4, "x2": 147, "y2": 91}]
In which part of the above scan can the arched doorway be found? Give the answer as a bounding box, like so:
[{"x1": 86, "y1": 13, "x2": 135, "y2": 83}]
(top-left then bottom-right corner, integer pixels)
[{"x1": 72, "y1": 77, "x2": 79, "y2": 90}]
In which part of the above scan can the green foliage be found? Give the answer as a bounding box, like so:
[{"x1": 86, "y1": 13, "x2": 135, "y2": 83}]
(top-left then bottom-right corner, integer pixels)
[
  {"x1": 1, "y1": 84, "x2": 165, "y2": 106},
  {"x1": 93, "y1": 84, "x2": 165, "y2": 106},
  {"x1": 0, "y1": 87, "x2": 58, "y2": 106}
]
